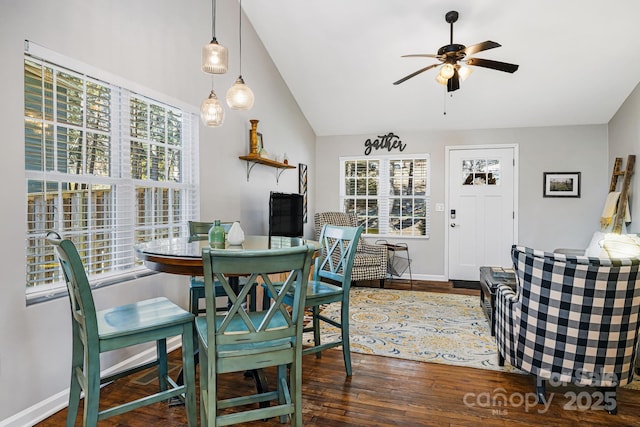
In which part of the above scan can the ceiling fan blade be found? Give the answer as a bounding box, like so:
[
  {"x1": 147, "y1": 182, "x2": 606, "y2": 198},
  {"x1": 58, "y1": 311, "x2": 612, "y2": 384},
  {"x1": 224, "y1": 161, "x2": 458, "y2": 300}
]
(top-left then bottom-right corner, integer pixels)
[
  {"x1": 447, "y1": 69, "x2": 460, "y2": 92},
  {"x1": 462, "y1": 41, "x2": 501, "y2": 56},
  {"x1": 401, "y1": 54, "x2": 440, "y2": 59},
  {"x1": 466, "y1": 57, "x2": 519, "y2": 73},
  {"x1": 393, "y1": 64, "x2": 439, "y2": 85}
]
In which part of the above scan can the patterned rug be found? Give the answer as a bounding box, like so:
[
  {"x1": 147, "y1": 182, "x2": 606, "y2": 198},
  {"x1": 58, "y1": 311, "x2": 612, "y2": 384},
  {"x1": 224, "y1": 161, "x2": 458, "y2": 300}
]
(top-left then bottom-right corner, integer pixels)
[
  {"x1": 303, "y1": 287, "x2": 517, "y2": 372},
  {"x1": 302, "y1": 287, "x2": 640, "y2": 389}
]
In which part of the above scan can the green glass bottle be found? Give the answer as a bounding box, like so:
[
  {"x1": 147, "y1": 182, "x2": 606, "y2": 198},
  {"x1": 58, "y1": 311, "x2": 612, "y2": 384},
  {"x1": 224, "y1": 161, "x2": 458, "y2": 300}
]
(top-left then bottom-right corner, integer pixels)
[{"x1": 208, "y1": 220, "x2": 226, "y2": 249}]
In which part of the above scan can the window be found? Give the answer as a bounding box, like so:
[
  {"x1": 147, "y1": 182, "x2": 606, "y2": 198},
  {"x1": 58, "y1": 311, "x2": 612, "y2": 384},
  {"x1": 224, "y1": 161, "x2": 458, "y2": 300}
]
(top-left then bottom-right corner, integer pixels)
[
  {"x1": 24, "y1": 42, "x2": 199, "y2": 302},
  {"x1": 461, "y1": 158, "x2": 501, "y2": 185},
  {"x1": 340, "y1": 155, "x2": 430, "y2": 237}
]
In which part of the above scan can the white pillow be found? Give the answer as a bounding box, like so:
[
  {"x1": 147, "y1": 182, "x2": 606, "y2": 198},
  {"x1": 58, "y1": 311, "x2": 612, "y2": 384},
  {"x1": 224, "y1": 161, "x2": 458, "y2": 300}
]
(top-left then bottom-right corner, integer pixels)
[{"x1": 584, "y1": 231, "x2": 607, "y2": 258}]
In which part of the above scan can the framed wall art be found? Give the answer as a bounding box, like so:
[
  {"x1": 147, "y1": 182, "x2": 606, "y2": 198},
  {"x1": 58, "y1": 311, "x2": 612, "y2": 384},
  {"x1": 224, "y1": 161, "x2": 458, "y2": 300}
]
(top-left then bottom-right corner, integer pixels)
[{"x1": 543, "y1": 172, "x2": 581, "y2": 198}]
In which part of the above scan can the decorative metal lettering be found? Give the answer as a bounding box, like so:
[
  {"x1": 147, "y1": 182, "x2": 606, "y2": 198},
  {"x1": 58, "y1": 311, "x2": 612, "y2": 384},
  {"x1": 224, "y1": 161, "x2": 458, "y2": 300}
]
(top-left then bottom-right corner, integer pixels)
[{"x1": 364, "y1": 132, "x2": 406, "y2": 156}]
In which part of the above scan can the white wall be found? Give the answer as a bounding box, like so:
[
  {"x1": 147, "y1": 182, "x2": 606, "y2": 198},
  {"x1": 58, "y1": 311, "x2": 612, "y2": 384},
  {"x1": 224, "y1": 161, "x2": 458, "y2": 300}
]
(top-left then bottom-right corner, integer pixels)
[
  {"x1": 316, "y1": 125, "x2": 609, "y2": 278},
  {"x1": 608, "y1": 81, "x2": 640, "y2": 233},
  {"x1": 0, "y1": 0, "x2": 315, "y2": 424}
]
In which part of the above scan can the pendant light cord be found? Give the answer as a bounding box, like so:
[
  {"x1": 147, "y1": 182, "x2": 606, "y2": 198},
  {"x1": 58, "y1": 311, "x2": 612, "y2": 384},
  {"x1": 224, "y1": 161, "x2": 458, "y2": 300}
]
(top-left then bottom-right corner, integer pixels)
[
  {"x1": 238, "y1": 0, "x2": 243, "y2": 75},
  {"x1": 211, "y1": 0, "x2": 216, "y2": 39}
]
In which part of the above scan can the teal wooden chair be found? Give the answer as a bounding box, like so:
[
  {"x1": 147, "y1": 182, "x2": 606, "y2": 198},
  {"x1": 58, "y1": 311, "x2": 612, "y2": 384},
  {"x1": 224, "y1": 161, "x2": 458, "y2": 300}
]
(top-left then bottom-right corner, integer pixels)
[
  {"x1": 197, "y1": 244, "x2": 315, "y2": 426},
  {"x1": 266, "y1": 224, "x2": 362, "y2": 376},
  {"x1": 188, "y1": 220, "x2": 233, "y2": 315},
  {"x1": 46, "y1": 231, "x2": 197, "y2": 427}
]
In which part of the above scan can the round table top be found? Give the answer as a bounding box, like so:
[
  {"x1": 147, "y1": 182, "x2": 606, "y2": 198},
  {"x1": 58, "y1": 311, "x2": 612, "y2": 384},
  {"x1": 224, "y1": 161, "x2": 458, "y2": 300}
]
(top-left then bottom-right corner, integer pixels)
[{"x1": 134, "y1": 235, "x2": 317, "y2": 276}]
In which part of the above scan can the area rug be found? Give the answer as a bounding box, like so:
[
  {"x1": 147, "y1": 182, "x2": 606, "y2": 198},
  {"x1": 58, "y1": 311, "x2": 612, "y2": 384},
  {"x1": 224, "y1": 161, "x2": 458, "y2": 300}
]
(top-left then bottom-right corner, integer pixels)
[
  {"x1": 301, "y1": 287, "x2": 640, "y2": 390},
  {"x1": 303, "y1": 287, "x2": 519, "y2": 373}
]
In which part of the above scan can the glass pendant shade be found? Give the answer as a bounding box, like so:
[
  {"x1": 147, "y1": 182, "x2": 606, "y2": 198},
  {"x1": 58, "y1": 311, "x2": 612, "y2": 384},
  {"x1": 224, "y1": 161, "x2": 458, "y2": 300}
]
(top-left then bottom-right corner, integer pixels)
[
  {"x1": 201, "y1": 39, "x2": 228, "y2": 74},
  {"x1": 226, "y1": 76, "x2": 255, "y2": 110},
  {"x1": 200, "y1": 90, "x2": 225, "y2": 127}
]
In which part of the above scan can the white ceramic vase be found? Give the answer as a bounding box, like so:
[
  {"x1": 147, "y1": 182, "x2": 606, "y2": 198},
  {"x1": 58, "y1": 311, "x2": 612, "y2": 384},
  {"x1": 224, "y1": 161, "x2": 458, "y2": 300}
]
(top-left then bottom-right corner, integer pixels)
[{"x1": 227, "y1": 221, "x2": 245, "y2": 245}]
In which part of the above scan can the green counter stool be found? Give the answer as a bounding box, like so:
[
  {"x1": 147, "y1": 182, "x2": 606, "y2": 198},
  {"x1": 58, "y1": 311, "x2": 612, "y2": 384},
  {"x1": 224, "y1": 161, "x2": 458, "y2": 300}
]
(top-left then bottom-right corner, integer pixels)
[
  {"x1": 264, "y1": 224, "x2": 362, "y2": 376},
  {"x1": 47, "y1": 231, "x2": 197, "y2": 427},
  {"x1": 197, "y1": 244, "x2": 315, "y2": 426}
]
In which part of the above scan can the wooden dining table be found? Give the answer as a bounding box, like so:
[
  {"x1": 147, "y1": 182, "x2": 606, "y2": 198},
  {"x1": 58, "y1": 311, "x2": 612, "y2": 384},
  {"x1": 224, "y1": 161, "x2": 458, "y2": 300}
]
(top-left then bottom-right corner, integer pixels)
[
  {"x1": 133, "y1": 234, "x2": 319, "y2": 396},
  {"x1": 134, "y1": 234, "x2": 316, "y2": 277}
]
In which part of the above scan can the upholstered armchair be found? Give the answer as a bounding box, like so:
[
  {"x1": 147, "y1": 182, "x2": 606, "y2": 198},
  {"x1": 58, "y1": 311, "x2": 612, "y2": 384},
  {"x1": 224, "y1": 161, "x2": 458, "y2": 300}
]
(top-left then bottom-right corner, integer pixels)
[
  {"x1": 495, "y1": 245, "x2": 640, "y2": 414},
  {"x1": 314, "y1": 212, "x2": 388, "y2": 287}
]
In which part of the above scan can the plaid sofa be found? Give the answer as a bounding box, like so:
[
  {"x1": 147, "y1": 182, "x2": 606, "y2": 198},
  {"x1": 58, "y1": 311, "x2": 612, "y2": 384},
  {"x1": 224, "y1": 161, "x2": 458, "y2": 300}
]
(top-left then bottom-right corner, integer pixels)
[
  {"x1": 314, "y1": 212, "x2": 387, "y2": 286},
  {"x1": 495, "y1": 245, "x2": 640, "y2": 408}
]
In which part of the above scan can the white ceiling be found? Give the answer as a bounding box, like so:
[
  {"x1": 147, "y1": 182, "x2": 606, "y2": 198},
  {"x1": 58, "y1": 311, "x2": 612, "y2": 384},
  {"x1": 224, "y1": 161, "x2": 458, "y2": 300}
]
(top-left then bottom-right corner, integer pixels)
[{"x1": 242, "y1": 0, "x2": 640, "y2": 136}]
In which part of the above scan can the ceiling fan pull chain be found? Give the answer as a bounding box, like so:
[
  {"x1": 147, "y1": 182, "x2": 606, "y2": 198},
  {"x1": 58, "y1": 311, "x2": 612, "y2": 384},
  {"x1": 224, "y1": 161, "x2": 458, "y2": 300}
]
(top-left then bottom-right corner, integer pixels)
[{"x1": 443, "y1": 87, "x2": 447, "y2": 115}]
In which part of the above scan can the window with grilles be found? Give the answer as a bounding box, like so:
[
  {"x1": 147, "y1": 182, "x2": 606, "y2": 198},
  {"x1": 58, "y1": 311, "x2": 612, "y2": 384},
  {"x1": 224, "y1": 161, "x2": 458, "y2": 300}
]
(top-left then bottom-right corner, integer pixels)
[
  {"x1": 24, "y1": 42, "x2": 199, "y2": 302},
  {"x1": 340, "y1": 155, "x2": 430, "y2": 238}
]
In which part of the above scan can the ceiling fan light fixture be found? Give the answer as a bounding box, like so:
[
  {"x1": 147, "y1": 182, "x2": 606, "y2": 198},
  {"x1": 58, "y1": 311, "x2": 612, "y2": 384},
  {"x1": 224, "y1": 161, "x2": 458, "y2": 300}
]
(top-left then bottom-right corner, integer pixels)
[
  {"x1": 439, "y1": 63, "x2": 455, "y2": 79},
  {"x1": 393, "y1": 10, "x2": 519, "y2": 93},
  {"x1": 435, "y1": 74, "x2": 448, "y2": 85},
  {"x1": 457, "y1": 65, "x2": 473, "y2": 81},
  {"x1": 201, "y1": 89, "x2": 225, "y2": 127}
]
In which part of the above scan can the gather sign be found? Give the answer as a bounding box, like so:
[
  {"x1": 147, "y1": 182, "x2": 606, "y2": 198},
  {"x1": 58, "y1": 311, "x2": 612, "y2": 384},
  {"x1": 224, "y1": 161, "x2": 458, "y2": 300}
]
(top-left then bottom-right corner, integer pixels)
[{"x1": 363, "y1": 132, "x2": 406, "y2": 155}]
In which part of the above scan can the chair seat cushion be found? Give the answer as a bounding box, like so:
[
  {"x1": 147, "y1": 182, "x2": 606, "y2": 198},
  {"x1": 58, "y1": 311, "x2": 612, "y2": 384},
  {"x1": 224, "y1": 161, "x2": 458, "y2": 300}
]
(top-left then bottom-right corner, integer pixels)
[
  {"x1": 195, "y1": 315, "x2": 293, "y2": 354},
  {"x1": 307, "y1": 280, "x2": 343, "y2": 298},
  {"x1": 195, "y1": 311, "x2": 289, "y2": 335},
  {"x1": 97, "y1": 297, "x2": 193, "y2": 340},
  {"x1": 266, "y1": 281, "x2": 343, "y2": 304}
]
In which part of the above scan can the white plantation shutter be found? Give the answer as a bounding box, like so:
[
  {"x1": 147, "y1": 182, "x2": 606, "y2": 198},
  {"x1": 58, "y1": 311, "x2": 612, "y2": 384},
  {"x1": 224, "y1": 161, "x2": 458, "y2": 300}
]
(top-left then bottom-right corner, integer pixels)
[{"x1": 24, "y1": 41, "x2": 199, "y2": 302}]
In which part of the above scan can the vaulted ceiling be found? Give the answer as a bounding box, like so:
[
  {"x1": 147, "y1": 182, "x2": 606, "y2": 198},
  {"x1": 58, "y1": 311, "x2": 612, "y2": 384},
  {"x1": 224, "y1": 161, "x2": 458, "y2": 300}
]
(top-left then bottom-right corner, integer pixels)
[{"x1": 242, "y1": 0, "x2": 640, "y2": 136}]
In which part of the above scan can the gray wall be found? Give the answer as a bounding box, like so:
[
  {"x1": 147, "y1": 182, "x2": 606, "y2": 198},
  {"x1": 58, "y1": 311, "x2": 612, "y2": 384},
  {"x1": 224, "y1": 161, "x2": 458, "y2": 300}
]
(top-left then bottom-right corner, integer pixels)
[
  {"x1": 1, "y1": 0, "x2": 638, "y2": 424},
  {"x1": 0, "y1": 0, "x2": 314, "y2": 424},
  {"x1": 608, "y1": 81, "x2": 640, "y2": 233},
  {"x1": 316, "y1": 125, "x2": 610, "y2": 279}
]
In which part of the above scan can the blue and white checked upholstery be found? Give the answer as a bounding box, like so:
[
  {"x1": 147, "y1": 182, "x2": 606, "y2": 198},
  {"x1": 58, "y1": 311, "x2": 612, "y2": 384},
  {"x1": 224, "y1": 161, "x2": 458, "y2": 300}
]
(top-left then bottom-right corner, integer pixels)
[
  {"x1": 314, "y1": 212, "x2": 387, "y2": 283},
  {"x1": 495, "y1": 245, "x2": 640, "y2": 387}
]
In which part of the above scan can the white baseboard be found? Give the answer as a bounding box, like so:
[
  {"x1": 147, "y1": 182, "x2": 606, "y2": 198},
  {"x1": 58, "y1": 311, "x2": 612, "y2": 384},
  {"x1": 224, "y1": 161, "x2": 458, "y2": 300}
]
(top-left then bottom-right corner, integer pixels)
[
  {"x1": 387, "y1": 273, "x2": 447, "y2": 283},
  {"x1": 0, "y1": 337, "x2": 182, "y2": 427}
]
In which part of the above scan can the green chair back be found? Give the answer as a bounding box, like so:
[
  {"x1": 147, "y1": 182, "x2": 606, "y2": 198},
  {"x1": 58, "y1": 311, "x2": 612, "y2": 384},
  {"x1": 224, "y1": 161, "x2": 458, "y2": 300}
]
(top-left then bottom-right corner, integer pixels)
[
  {"x1": 315, "y1": 223, "x2": 363, "y2": 285},
  {"x1": 47, "y1": 231, "x2": 197, "y2": 426},
  {"x1": 48, "y1": 232, "x2": 100, "y2": 348},
  {"x1": 300, "y1": 224, "x2": 362, "y2": 376},
  {"x1": 197, "y1": 244, "x2": 315, "y2": 426}
]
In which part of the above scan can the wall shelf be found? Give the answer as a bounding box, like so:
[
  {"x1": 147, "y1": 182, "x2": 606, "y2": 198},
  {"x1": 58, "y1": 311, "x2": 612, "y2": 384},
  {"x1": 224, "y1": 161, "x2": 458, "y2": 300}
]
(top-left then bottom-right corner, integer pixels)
[{"x1": 239, "y1": 154, "x2": 296, "y2": 183}]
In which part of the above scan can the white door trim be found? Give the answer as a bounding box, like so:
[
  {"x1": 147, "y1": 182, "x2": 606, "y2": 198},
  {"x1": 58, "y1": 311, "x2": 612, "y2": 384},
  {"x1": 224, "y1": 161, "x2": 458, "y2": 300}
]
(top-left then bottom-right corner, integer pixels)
[{"x1": 444, "y1": 144, "x2": 519, "y2": 281}]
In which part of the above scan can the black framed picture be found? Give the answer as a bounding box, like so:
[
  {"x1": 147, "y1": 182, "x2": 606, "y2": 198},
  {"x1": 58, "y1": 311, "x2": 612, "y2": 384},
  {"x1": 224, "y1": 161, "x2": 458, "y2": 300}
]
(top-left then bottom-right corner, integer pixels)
[{"x1": 543, "y1": 172, "x2": 581, "y2": 198}]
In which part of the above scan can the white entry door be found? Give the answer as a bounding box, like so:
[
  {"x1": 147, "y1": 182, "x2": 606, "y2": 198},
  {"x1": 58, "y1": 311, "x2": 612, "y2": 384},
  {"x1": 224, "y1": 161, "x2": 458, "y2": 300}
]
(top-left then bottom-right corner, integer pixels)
[{"x1": 447, "y1": 146, "x2": 517, "y2": 281}]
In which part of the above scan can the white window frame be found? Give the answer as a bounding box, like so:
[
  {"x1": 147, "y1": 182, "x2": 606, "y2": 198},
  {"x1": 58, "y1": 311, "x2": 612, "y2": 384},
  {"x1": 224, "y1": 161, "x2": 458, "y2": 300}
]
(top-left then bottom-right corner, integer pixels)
[
  {"x1": 24, "y1": 41, "x2": 199, "y2": 303},
  {"x1": 339, "y1": 154, "x2": 430, "y2": 238}
]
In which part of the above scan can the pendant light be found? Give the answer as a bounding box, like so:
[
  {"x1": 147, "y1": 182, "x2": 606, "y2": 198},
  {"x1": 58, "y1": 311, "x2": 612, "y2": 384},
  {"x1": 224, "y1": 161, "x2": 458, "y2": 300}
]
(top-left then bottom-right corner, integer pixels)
[
  {"x1": 201, "y1": 81, "x2": 225, "y2": 127},
  {"x1": 202, "y1": 0, "x2": 228, "y2": 74},
  {"x1": 226, "y1": 0, "x2": 254, "y2": 110}
]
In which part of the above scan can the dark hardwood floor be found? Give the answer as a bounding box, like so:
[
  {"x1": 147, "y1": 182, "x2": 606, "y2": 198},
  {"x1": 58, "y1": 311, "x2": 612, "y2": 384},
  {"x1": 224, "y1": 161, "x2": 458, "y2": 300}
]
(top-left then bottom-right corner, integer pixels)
[{"x1": 37, "y1": 280, "x2": 640, "y2": 426}]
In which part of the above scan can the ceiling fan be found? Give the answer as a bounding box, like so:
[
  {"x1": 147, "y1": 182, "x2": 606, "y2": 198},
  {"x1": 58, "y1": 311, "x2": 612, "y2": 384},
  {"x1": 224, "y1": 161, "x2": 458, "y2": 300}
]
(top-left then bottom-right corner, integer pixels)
[{"x1": 393, "y1": 10, "x2": 519, "y2": 92}]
